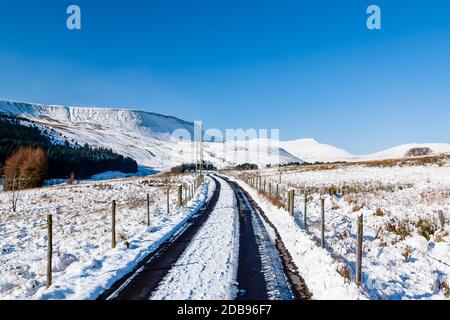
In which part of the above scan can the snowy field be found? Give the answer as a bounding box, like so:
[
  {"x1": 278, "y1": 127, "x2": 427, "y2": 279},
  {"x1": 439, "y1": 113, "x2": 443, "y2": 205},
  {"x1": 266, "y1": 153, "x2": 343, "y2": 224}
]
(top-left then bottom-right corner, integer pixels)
[
  {"x1": 225, "y1": 157, "x2": 450, "y2": 300},
  {"x1": 0, "y1": 173, "x2": 206, "y2": 300}
]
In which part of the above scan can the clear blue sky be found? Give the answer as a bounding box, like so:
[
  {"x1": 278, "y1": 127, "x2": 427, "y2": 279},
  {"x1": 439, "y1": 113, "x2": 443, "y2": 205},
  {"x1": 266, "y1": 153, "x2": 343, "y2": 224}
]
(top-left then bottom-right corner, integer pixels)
[{"x1": 1, "y1": 0, "x2": 450, "y2": 154}]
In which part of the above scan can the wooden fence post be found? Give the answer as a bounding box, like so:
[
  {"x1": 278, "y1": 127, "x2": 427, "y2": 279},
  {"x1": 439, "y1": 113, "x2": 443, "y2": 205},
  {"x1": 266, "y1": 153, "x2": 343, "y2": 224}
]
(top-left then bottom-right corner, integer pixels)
[
  {"x1": 285, "y1": 189, "x2": 290, "y2": 212},
  {"x1": 112, "y1": 200, "x2": 116, "y2": 249},
  {"x1": 438, "y1": 210, "x2": 446, "y2": 230},
  {"x1": 356, "y1": 214, "x2": 364, "y2": 286},
  {"x1": 46, "y1": 214, "x2": 53, "y2": 288},
  {"x1": 178, "y1": 185, "x2": 183, "y2": 208},
  {"x1": 320, "y1": 196, "x2": 325, "y2": 248},
  {"x1": 167, "y1": 188, "x2": 170, "y2": 214},
  {"x1": 303, "y1": 193, "x2": 308, "y2": 231},
  {"x1": 285, "y1": 190, "x2": 290, "y2": 212},
  {"x1": 286, "y1": 190, "x2": 292, "y2": 213},
  {"x1": 290, "y1": 190, "x2": 295, "y2": 215},
  {"x1": 147, "y1": 194, "x2": 150, "y2": 227}
]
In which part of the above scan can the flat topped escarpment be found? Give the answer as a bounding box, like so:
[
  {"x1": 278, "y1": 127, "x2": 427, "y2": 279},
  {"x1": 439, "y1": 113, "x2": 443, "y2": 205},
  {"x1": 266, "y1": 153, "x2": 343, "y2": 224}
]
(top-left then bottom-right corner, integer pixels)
[{"x1": 0, "y1": 100, "x2": 194, "y2": 138}]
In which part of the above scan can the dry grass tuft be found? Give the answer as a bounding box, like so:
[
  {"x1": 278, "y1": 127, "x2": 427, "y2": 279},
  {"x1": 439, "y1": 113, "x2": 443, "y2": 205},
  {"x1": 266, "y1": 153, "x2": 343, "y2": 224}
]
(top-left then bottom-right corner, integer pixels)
[
  {"x1": 416, "y1": 219, "x2": 437, "y2": 241},
  {"x1": 259, "y1": 190, "x2": 283, "y2": 209},
  {"x1": 439, "y1": 280, "x2": 450, "y2": 297},
  {"x1": 385, "y1": 220, "x2": 411, "y2": 240},
  {"x1": 401, "y1": 246, "x2": 413, "y2": 260},
  {"x1": 337, "y1": 264, "x2": 352, "y2": 283},
  {"x1": 444, "y1": 283, "x2": 450, "y2": 298},
  {"x1": 331, "y1": 203, "x2": 340, "y2": 210},
  {"x1": 326, "y1": 186, "x2": 338, "y2": 196},
  {"x1": 374, "y1": 208, "x2": 385, "y2": 217},
  {"x1": 435, "y1": 233, "x2": 444, "y2": 243},
  {"x1": 119, "y1": 233, "x2": 128, "y2": 241}
]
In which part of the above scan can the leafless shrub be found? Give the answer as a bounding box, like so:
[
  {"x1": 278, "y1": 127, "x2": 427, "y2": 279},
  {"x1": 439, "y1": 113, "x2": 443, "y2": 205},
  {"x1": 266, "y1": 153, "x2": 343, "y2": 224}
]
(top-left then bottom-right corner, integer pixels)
[
  {"x1": 67, "y1": 172, "x2": 76, "y2": 185},
  {"x1": 404, "y1": 147, "x2": 432, "y2": 158}
]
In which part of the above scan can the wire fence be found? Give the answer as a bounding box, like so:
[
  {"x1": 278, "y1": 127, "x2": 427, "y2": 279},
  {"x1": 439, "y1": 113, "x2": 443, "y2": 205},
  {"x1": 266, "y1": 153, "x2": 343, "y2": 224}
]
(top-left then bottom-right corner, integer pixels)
[
  {"x1": 238, "y1": 172, "x2": 450, "y2": 299},
  {"x1": 0, "y1": 173, "x2": 205, "y2": 298}
]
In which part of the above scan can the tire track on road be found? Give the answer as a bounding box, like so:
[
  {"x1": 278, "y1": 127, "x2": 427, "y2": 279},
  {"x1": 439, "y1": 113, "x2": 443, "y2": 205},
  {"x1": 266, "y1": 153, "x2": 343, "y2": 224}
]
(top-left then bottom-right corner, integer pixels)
[{"x1": 99, "y1": 175, "x2": 221, "y2": 300}]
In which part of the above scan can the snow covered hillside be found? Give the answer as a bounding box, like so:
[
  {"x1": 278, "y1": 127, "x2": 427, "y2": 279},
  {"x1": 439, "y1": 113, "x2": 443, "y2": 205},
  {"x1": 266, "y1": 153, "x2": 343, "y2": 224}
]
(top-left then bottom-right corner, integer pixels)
[
  {"x1": 1, "y1": 100, "x2": 449, "y2": 170},
  {"x1": 280, "y1": 139, "x2": 355, "y2": 163},
  {"x1": 279, "y1": 139, "x2": 450, "y2": 163},
  {"x1": 357, "y1": 143, "x2": 450, "y2": 161}
]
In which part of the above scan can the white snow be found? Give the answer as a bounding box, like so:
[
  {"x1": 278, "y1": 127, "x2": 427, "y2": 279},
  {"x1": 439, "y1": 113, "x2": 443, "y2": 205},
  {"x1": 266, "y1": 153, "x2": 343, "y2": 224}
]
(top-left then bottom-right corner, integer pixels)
[
  {"x1": 0, "y1": 100, "x2": 300, "y2": 170},
  {"x1": 226, "y1": 159, "x2": 450, "y2": 300},
  {"x1": 150, "y1": 175, "x2": 239, "y2": 300},
  {"x1": 0, "y1": 173, "x2": 210, "y2": 300},
  {"x1": 2, "y1": 100, "x2": 449, "y2": 169},
  {"x1": 357, "y1": 143, "x2": 450, "y2": 161},
  {"x1": 279, "y1": 139, "x2": 450, "y2": 163},
  {"x1": 280, "y1": 139, "x2": 354, "y2": 163},
  {"x1": 88, "y1": 167, "x2": 158, "y2": 181}
]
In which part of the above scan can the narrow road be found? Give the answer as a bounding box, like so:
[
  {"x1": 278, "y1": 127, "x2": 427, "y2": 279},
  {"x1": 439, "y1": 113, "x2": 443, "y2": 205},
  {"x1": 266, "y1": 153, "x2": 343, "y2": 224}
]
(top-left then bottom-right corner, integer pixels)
[
  {"x1": 99, "y1": 174, "x2": 310, "y2": 300},
  {"x1": 227, "y1": 177, "x2": 312, "y2": 300},
  {"x1": 98, "y1": 175, "x2": 222, "y2": 300},
  {"x1": 225, "y1": 178, "x2": 295, "y2": 300}
]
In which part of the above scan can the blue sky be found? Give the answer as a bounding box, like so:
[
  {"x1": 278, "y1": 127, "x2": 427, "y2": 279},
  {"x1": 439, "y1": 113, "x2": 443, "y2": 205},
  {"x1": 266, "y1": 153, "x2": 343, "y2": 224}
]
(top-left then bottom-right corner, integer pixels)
[{"x1": 1, "y1": 0, "x2": 450, "y2": 154}]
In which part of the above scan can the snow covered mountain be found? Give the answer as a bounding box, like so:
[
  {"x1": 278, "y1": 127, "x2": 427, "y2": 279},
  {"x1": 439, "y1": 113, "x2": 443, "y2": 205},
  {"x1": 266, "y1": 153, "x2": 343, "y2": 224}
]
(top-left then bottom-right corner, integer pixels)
[
  {"x1": 0, "y1": 100, "x2": 300, "y2": 170},
  {"x1": 357, "y1": 143, "x2": 450, "y2": 161},
  {"x1": 280, "y1": 139, "x2": 355, "y2": 163}
]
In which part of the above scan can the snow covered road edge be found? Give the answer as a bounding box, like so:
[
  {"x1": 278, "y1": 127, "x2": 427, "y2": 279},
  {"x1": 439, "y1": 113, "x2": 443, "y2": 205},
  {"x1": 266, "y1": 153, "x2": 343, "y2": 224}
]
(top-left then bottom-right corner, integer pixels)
[{"x1": 224, "y1": 175, "x2": 366, "y2": 300}]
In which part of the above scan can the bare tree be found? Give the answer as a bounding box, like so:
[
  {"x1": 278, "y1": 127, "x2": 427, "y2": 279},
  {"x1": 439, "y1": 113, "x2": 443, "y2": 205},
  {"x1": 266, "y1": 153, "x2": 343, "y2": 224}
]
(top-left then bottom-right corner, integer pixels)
[
  {"x1": 404, "y1": 147, "x2": 432, "y2": 158},
  {"x1": 3, "y1": 147, "x2": 48, "y2": 212}
]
